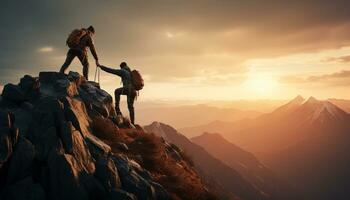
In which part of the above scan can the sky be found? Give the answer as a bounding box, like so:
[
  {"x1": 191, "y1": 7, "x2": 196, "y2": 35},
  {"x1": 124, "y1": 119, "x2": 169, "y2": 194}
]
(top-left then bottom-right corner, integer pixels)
[{"x1": 1, "y1": 0, "x2": 350, "y2": 101}]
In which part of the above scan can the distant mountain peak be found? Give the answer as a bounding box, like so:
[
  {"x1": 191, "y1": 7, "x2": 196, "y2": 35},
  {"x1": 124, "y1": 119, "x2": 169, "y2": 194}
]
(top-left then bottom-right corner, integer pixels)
[
  {"x1": 198, "y1": 132, "x2": 224, "y2": 140},
  {"x1": 293, "y1": 95, "x2": 305, "y2": 103},
  {"x1": 297, "y1": 97, "x2": 349, "y2": 123},
  {"x1": 306, "y1": 96, "x2": 318, "y2": 102}
]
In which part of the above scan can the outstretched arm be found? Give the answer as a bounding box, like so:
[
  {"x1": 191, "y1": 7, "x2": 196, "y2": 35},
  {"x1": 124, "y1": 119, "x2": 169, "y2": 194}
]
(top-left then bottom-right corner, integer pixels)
[
  {"x1": 99, "y1": 65, "x2": 122, "y2": 76},
  {"x1": 87, "y1": 35, "x2": 99, "y2": 61}
]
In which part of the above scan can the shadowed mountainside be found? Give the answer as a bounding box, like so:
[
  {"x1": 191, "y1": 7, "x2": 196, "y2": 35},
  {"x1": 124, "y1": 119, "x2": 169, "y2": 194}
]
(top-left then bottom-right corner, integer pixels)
[
  {"x1": 192, "y1": 133, "x2": 299, "y2": 200},
  {"x1": 144, "y1": 122, "x2": 297, "y2": 200}
]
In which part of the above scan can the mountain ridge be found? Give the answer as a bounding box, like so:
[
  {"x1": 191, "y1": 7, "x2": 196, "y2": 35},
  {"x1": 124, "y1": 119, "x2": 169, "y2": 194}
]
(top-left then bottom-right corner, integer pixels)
[{"x1": 0, "y1": 71, "x2": 218, "y2": 200}]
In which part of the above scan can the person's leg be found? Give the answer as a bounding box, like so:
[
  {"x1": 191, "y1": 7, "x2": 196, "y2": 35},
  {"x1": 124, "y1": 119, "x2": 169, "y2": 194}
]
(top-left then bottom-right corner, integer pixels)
[
  {"x1": 60, "y1": 50, "x2": 76, "y2": 74},
  {"x1": 77, "y1": 51, "x2": 89, "y2": 80},
  {"x1": 127, "y1": 90, "x2": 137, "y2": 124},
  {"x1": 114, "y1": 88, "x2": 124, "y2": 115}
]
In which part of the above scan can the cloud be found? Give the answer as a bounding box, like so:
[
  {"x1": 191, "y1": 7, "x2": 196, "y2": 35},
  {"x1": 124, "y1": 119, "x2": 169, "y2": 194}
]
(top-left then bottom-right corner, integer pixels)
[
  {"x1": 280, "y1": 70, "x2": 350, "y2": 87},
  {"x1": 326, "y1": 55, "x2": 350, "y2": 63},
  {"x1": 38, "y1": 46, "x2": 54, "y2": 53}
]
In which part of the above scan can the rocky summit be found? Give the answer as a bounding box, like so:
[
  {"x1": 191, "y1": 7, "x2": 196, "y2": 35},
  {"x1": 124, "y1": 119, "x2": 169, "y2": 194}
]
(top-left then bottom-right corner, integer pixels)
[{"x1": 0, "y1": 71, "x2": 214, "y2": 200}]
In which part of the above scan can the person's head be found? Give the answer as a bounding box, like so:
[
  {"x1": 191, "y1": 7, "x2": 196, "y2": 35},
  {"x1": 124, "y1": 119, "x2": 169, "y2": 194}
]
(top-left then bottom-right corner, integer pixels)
[
  {"x1": 120, "y1": 62, "x2": 127, "y2": 69},
  {"x1": 87, "y1": 26, "x2": 95, "y2": 34}
]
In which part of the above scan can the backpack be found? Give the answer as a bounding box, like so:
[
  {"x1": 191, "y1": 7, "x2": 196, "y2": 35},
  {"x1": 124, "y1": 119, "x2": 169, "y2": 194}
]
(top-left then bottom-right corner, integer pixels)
[
  {"x1": 131, "y1": 70, "x2": 144, "y2": 91},
  {"x1": 66, "y1": 29, "x2": 87, "y2": 48}
]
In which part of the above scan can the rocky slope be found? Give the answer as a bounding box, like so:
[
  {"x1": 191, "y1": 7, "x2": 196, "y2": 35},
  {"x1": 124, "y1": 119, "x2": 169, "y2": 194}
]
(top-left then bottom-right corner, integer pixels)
[
  {"x1": 0, "y1": 71, "x2": 215, "y2": 200},
  {"x1": 144, "y1": 122, "x2": 271, "y2": 200}
]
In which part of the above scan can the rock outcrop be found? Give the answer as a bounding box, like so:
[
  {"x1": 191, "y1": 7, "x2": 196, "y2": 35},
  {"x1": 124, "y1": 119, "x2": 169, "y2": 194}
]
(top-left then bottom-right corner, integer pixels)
[{"x1": 0, "y1": 71, "x2": 178, "y2": 200}]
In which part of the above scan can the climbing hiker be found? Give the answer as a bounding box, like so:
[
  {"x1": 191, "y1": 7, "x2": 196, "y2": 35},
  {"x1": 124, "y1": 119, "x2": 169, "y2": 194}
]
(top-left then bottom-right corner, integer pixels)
[
  {"x1": 98, "y1": 62, "x2": 144, "y2": 124},
  {"x1": 60, "y1": 26, "x2": 100, "y2": 80}
]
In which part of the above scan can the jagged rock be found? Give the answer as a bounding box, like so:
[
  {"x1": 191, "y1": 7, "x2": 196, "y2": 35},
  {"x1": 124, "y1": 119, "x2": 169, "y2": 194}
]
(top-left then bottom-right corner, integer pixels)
[
  {"x1": 68, "y1": 71, "x2": 86, "y2": 86},
  {"x1": 1, "y1": 84, "x2": 27, "y2": 104},
  {"x1": 0, "y1": 127, "x2": 15, "y2": 168},
  {"x1": 13, "y1": 108, "x2": 32, "y2": 138},
  {"x1": 20, "y1": 102, "x2": 34, "y2": 110},
  {"x1": 0, "y1": 112, "x2": 18, "y2": 169},
  {"x1": 107, "y1": 189, "x2": 137, "y2": 200},
  {"x1": 150, "y1": 181, "x2": 171, "y2": 200},
  {"x1": 0, "y1": 111, "x2": 12, "y2": 128},
  {"x1": 54, "y1": 78, "x2": 78, "y2": 97},
  {"x1": 80, "y1": 173, "x2": 107, "y2": 200},
  {"x1": 0, "y1": 71, "x2": 174, "y2": 200},
  {"x1": 1, "y1": 177, "x2": 45, "y2": 200},
  {"x1": 39, "y1": 72, "x2": 66, "y2": 83},
  {"x1": 18, "y1": 75, "x2": 40, "y2": 100},
  {"x1": 59, "y1": 121, "x2": 95, "y2": 174},
  {"x1": 115, "y1": 142, "x2": 129, "y2": 151},
  {"x1": 33, "y1": 126, "x2": 58, "y2": 161},
  {"x1": 121, "y1": 170, "x2": 156, "y2": 200},
  {"x1": 111, "y1": 156, "x2": 156, "y2": 200},
  {"x1": 47, "y1": 148, "x2": 89, "y2": 200},
  {"x1": 95, "y1": 156, "x2": 121, "y2": 192},
  {"x1": 6, "y1": 137, "x2": 35, "y2": 184},
  {"x1": 19, "y1": 75, "x2": 39, "y2": 92}
]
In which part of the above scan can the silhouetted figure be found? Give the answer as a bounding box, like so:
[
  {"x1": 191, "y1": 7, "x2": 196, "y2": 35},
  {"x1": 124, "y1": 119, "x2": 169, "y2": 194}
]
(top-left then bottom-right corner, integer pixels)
[
  {"x1": 98, "y1": 62, "x2": 137, "y2": 124},
  {"x1": 60, "y1": 26, "x2": 99, "y2": 80}
]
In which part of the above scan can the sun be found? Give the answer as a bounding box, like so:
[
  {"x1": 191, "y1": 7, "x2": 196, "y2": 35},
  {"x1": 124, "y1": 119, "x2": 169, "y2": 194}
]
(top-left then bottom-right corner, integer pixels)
[{"x1": 245, "y1": 73, "x2": 279, "y2": 96}]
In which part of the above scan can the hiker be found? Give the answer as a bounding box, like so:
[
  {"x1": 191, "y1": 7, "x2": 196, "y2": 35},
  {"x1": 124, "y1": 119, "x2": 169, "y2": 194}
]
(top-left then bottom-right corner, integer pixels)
[
  {"x1": 60, "y1": 26, "x2": 99, "y2": 80},
  {"x1": 98, "y1": 62, "x2": 143, "y2": 124}
]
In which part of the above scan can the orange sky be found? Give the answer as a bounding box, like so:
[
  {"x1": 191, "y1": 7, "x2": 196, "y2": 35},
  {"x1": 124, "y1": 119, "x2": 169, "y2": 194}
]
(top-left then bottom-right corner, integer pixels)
[{"x1": 1, "y1": 0, "x2": 350, "y2": 101}]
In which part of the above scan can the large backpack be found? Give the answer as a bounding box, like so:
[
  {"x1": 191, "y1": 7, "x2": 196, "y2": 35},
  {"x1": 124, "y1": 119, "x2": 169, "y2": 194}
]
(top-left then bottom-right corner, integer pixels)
[
  {"x1": 66, "y1": 29, "x2": 87, "y2": 48},
  {"x1": 131, "y1": 70, "x2": 144, "y2": 91}
]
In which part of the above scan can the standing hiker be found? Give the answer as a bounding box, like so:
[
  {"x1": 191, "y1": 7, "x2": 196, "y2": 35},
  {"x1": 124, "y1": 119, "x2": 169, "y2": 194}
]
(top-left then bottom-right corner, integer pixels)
[
  {"x1": 60, "y1": 26, "x2": 99, "y2": 80},
  {"x1": 98, "y1": 62, "x2": 144, "y2": 124}
]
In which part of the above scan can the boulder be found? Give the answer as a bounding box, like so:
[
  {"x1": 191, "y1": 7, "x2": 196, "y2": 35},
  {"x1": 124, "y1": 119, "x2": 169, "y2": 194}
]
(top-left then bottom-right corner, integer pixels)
[
  {"x1": 18, "y1": 75, "x2": 40, "y2": 99},
  {"x1": 47, "y1": 149, "x2": 89, "y2": 200},
  {"x1": 1, "y1": 84, "x2": 27, "y2": 104},
  {"x1": 6, "y1": 137, "x2": 35, "y2": 184},
  {"x1": 95, "y1": 156, "x2": 121, "y2": 192},
  {"x1": 19, "y1": 75, "x2": 39, "y2": 92},
  {"x1": 121, "y1": 170, "x2": 156, "y2": 200},
  {"x1": 78, "y1": 82, "x2": 115, "y2": 118},
  {"x1": 107, "y1": 189, "x2": 137, "y2": 200},
  {"x1": 0, "y1": 177, "x2": 46, "y2": 200},
  {"x1": 39, "y1": 72, "x2": 66, "y2": 83},
  {"x1": 0, "y1": 127, "x2": 15, "y2": 168},
  {"x1": 31, "y1": 126, "x2": 58, "y2": 161},
  {"x1": 60, "y1": 121, "x2": 95, "y2": 173},
  {"x1": 150, "y1": 181, "x2": 171, "y2": 200},
  {"x1": 54, "y1": 78, "x2": 78, "y2": 97},
  {"x1": 68, "y1": 71, "x2": 86, "y2": 86},
  {"x1": 0, "y1": 122, "x2": 19, "y2": 169}
]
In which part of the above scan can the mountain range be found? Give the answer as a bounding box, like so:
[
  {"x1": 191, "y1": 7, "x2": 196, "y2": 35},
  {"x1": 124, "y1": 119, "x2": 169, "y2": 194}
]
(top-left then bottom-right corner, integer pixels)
[
  {"x1": 145, "y1": 122, "x2": 297, "y2": 200},
  {"x1": 181, "y1": 96, "x2": 350, "y2": 199}
]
